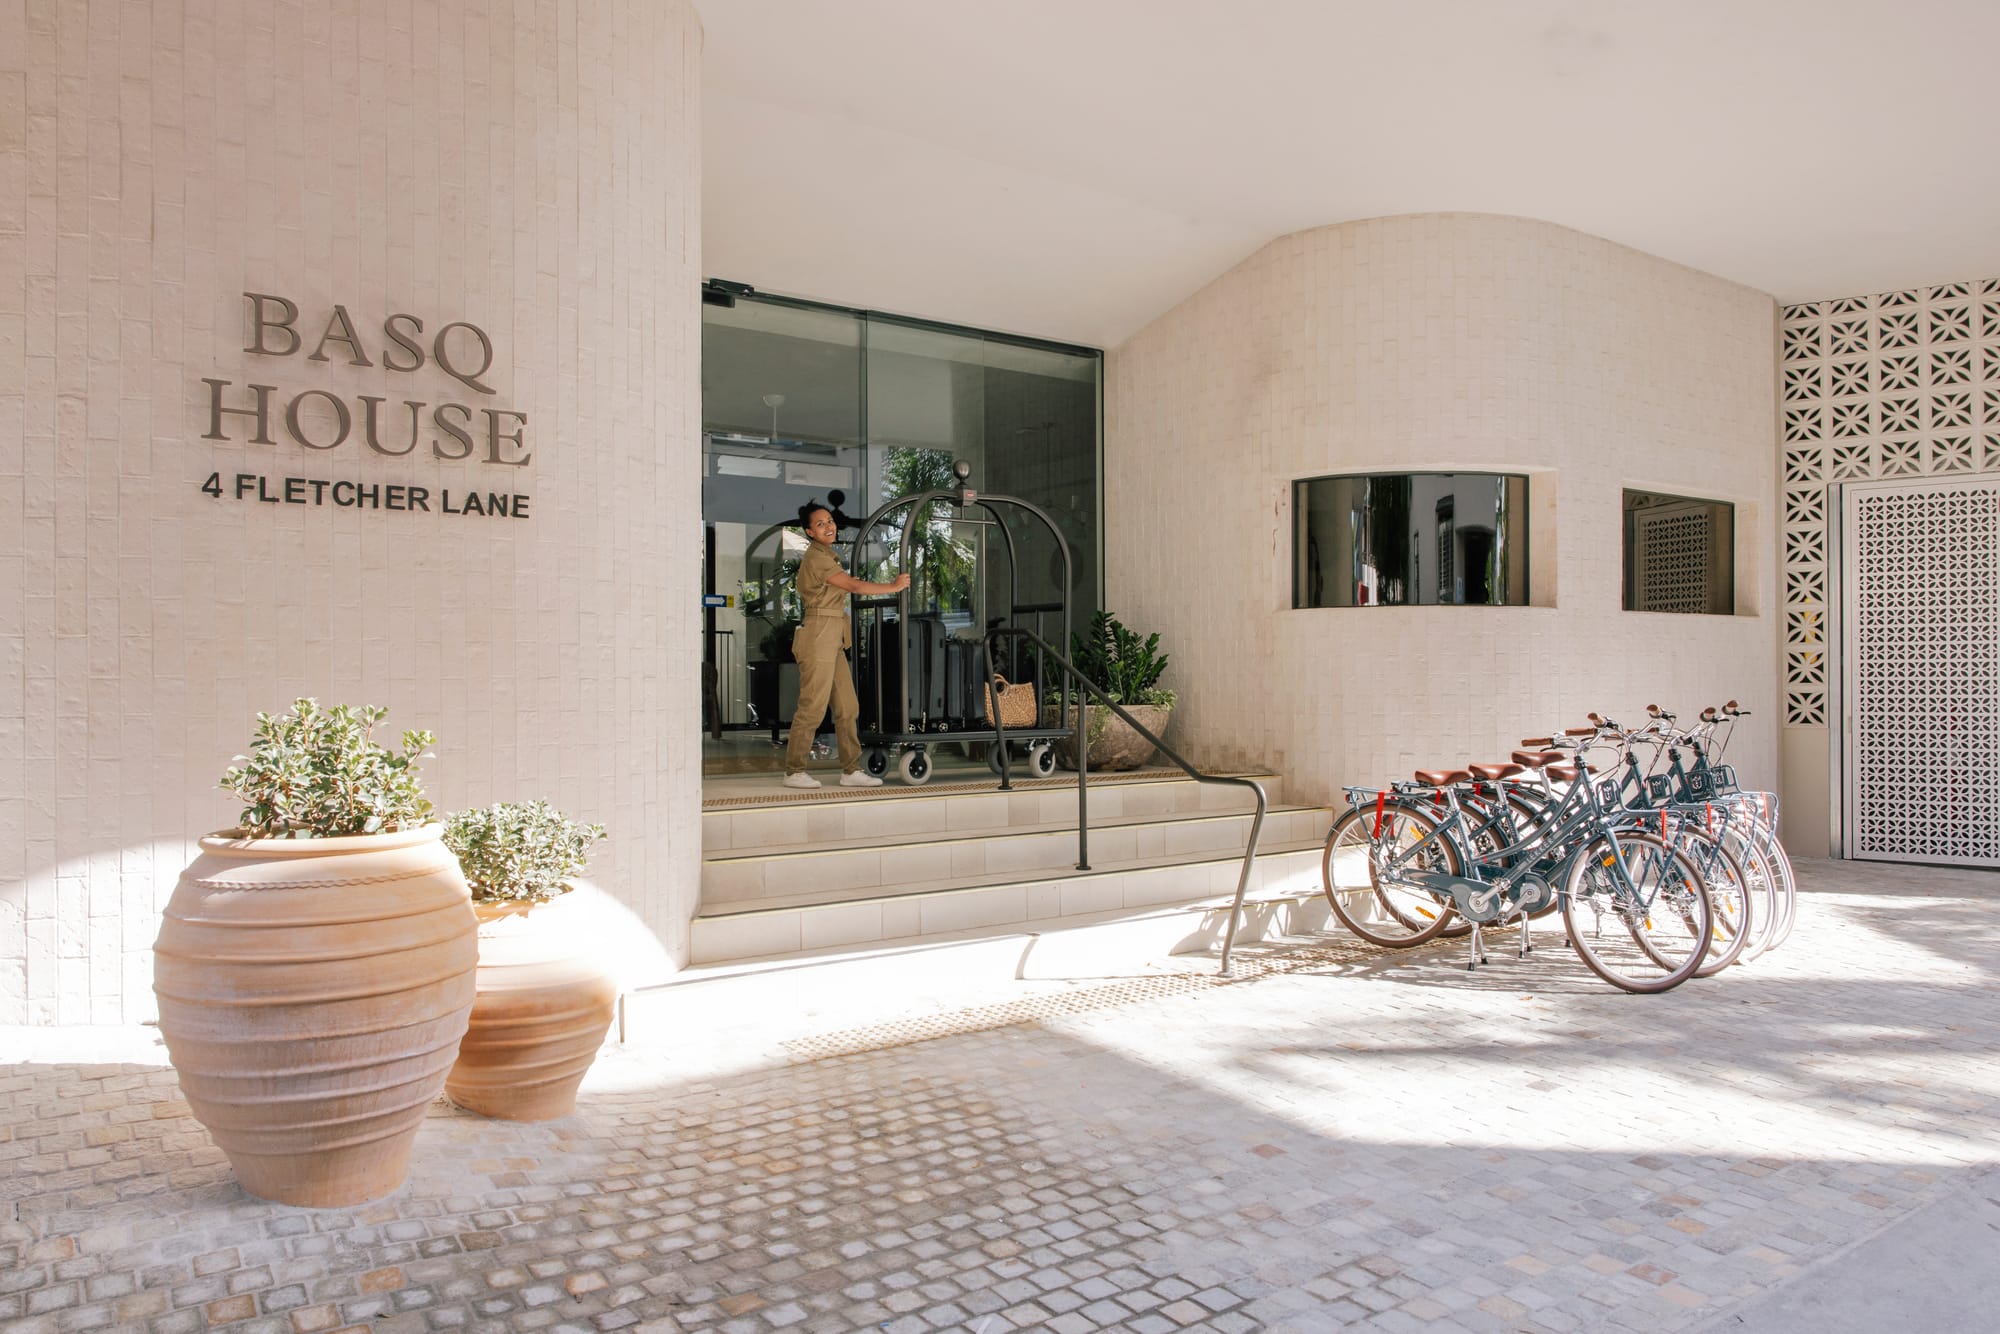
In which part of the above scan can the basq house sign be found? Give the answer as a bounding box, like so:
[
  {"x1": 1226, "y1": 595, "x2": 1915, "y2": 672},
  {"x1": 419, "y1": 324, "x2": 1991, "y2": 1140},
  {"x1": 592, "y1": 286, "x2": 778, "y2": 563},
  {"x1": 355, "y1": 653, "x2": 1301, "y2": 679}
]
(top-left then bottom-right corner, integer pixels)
[{"x1": 197, "y1": 292, "x2": 533, "y2": 520}]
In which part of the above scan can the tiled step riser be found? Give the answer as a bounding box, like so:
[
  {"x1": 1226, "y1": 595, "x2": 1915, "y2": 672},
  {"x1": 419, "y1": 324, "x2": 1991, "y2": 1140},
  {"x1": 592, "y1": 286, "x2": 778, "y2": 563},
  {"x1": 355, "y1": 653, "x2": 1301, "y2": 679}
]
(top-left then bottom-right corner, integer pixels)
[
  {"x1": 703, "y1": 775, "x2": 1287, "y2": 854},
  {"x1": 701, "y1": 808, "x2": 1330, "y2": 905},
  {"x1": 690, "y1": 847, "x2": 1325, "y2": 965}
]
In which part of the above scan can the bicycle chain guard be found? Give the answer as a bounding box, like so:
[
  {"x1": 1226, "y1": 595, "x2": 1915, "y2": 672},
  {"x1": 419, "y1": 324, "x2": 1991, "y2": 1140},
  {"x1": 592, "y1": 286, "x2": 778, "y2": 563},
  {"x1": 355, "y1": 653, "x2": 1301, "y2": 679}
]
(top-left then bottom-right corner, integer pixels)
[{"x1": 1398, "y1": 869, "x2": 1550, "y2": 924}]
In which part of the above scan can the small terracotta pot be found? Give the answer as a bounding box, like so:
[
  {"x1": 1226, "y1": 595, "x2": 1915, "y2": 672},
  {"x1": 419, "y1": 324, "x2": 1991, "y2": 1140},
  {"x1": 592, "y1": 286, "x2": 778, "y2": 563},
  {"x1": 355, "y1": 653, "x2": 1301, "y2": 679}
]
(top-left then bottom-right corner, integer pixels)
[
  {"x1": 1055, "y1": 704, "x2": 1172, "y2": 771},
  {"x1": 153, "y1": 824, "x2": 478, "y2": 1207},
  {"x1": 445, "y1": 894, "x2": 617, "y2": 1121}
]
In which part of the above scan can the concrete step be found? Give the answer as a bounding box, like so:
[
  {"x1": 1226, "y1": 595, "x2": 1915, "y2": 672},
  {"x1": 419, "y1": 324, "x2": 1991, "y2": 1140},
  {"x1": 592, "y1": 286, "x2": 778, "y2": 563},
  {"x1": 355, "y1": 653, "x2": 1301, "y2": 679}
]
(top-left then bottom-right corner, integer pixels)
[
  {"x1": 688, "y1": 838, "x2": 1327, "y2": 965},
  {"x1": 701, "y1": 771, "x2": 1286, "y2": 854},
  {"x1": 700, "y1": 804, "x2": 1333, "y2": 905}
]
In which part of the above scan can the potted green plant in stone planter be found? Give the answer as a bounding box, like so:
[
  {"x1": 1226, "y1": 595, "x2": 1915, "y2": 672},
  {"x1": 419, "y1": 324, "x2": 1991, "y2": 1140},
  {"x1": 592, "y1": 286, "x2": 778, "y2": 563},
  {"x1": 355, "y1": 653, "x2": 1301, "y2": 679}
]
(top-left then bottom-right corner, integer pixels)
[
  {"x1": 151, "y1": 699, "x2": 479, "y2": 1207},
  {"x1": 441, "y1": 800, "x2": 615, "y2": 1122},
  {"x1": 1053, "y1": 611, "x2": 1178, "y2": 771}
]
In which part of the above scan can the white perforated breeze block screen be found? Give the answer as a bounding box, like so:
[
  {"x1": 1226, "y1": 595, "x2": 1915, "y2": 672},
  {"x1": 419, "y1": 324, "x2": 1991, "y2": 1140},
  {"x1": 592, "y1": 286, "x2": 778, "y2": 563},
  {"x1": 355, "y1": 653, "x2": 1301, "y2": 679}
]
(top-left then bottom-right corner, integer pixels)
[{"x1": 1842, "y1": 478, "x2": 2000, "y2": 866}]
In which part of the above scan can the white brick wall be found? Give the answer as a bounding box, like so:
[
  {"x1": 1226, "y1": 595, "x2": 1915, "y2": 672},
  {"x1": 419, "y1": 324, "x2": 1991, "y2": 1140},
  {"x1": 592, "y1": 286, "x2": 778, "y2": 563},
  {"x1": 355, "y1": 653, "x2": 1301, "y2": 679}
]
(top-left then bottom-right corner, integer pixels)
[
  {"x1": 0, "y1": 0, "x2": 704, "y2": 1025},
  {"x1": 1106, "y1": 214, "x2": 1779, "y2": 811}
]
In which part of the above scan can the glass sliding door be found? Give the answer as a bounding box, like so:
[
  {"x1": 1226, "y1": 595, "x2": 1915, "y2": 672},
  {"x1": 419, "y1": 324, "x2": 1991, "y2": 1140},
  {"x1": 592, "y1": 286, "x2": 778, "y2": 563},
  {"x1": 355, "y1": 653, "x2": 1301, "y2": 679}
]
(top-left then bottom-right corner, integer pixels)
[
  {"x1": 701, "y1": 286, "x2": 1102, "y2": 776},
  {"x1": 701, "y1": 298, "x2": 863, "y2": 763}
]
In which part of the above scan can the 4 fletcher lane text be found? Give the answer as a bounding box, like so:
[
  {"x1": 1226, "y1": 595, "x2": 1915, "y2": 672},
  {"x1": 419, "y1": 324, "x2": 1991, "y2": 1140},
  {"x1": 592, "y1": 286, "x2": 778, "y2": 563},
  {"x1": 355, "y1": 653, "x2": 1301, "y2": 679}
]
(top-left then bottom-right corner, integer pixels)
[{"x1": 201, "y1": 471, "x2": 531, "y2": 518}]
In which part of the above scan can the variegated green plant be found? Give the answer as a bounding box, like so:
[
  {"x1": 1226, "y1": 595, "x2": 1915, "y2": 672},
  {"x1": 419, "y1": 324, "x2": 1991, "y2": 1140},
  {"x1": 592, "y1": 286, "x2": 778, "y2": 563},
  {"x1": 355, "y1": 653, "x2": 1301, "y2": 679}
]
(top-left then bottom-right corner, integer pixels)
[
  {"x1": 1047, "y1": 611, "x2": 1177, "y2": 709},
  {"x1": 442, "y1": 800, "x2": 607, "y2": 903},
  {"x1": 220, "y1": 698, "x2": 436, "y2": 838}
]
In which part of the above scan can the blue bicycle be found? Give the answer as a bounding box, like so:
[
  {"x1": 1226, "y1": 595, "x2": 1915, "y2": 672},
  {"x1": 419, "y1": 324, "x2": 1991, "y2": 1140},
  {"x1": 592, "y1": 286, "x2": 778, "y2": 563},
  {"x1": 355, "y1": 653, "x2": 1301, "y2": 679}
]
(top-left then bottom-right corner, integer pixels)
[{"x1": 1323, "y1": 738, "x2": 1716, "y2": 993}]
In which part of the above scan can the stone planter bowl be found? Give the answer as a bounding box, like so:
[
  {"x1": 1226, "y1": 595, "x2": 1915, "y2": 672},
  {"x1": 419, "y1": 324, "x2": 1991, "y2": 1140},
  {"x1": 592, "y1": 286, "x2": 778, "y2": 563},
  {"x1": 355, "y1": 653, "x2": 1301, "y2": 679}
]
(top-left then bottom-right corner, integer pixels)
[{"x1": 1054, "y1": 703, "x2": 1173, "y2": 771}]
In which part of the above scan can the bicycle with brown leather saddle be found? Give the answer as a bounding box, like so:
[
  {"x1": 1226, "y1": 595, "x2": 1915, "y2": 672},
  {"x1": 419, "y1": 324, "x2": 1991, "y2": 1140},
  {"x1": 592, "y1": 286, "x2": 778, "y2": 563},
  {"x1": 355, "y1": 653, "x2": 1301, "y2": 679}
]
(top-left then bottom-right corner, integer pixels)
[
  {"x1": 1330, "y1": 758, "x2": 1558, "y2": 945},
  {"x1": 1325, "y1": 726, "x2": 1715, "y2": 992},
  {"x1": 1630, "y1": 703, "x2": 1796, "y2": 960}
]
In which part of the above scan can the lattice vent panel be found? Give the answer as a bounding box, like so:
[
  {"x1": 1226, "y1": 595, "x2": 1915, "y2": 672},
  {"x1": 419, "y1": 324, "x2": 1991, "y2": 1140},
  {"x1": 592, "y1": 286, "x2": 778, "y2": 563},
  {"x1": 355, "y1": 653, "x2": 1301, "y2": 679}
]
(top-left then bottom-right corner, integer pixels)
[
  {"x1": 1780, "y1": 278, "x2": 2000, "y2": 727},
  {"x1": 1843, "y1": 480, "x2": 2000, "y2": 865},
  {"x1": 1632, "y1": 507, "x2": 1714, "y2": 613}
]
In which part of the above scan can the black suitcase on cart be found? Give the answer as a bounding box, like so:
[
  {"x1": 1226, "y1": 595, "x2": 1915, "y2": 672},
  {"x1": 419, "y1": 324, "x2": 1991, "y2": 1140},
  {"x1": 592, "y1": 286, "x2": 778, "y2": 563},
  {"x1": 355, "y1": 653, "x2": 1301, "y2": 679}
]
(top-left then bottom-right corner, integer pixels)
[{"x1": 942, "y1": 633, "x2": 988, "y2": 731}]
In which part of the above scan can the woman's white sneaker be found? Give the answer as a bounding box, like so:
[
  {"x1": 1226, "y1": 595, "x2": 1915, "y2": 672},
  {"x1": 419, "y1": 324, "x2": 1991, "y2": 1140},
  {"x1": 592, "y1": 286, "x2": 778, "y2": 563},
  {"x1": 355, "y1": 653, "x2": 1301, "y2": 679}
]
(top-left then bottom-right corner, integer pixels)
[
  {"x1": 839, "y1": 771, "x2": 884, "y2": 788},
  {"x1": 782, "y1": 772, "x2": 821, "y2": 789}
]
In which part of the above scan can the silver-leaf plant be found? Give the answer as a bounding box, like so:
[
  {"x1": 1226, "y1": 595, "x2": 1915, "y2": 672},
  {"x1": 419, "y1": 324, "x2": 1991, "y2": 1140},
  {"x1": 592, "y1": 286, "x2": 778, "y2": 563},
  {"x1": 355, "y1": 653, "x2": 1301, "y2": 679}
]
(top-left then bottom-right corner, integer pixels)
[
  {"x1": 443, "y1": 800, "x2": 607, "y2": 903},
  {"x1": 219, "y1": 699, "x2": 436, "y2": 838}
]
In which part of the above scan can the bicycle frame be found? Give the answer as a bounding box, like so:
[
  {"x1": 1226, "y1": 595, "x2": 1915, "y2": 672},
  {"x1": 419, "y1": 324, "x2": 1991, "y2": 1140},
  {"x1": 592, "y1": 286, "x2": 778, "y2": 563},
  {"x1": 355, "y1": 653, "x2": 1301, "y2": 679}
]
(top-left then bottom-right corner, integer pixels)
[{"x1": 1348, "y1": 758, "x2": 1651, "y2": 921}]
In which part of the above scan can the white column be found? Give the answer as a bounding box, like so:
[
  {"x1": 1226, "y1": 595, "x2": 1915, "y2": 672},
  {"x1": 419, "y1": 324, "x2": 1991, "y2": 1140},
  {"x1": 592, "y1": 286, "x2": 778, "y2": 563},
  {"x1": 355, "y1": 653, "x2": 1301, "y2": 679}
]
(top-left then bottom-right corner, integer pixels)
[{"x1": 0, "y1": 0, "x2": 705, "y2": 1023}]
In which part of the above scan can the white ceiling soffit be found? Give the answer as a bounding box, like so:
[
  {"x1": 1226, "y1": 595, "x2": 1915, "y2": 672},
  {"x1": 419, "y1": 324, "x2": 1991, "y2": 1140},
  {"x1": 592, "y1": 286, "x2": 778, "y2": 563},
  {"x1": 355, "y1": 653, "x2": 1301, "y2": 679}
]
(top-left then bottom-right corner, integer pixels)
[{"x1": 700, "y1": 0, "x2": 2000, "y2": 350}]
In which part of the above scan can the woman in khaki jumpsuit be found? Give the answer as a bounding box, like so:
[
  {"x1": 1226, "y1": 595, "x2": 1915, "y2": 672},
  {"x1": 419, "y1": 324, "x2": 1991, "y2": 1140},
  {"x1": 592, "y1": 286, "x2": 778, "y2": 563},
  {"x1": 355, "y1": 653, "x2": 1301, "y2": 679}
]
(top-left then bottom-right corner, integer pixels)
[{"x1": 783, "y1": 505, "x2": 912, "y2": 788}]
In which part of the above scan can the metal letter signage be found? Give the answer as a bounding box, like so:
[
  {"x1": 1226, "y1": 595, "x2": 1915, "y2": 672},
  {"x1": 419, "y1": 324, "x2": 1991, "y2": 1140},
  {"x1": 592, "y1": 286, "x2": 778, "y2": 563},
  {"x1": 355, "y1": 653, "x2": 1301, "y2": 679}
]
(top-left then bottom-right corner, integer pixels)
[{"x1": 198, "y1": 293, "x2": 534, "y2": 520}]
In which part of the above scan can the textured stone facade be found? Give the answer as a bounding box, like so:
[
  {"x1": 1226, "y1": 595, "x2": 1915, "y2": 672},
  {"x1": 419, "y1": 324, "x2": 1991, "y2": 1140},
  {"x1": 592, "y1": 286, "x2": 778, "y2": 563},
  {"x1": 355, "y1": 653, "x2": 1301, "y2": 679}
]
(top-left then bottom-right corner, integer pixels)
[
  {"x1": 1105, "y1": 213, "x2": 1779, "y2": 808},
  {"x1": 0, "y1": 0, "x2": 704, "y2": 1023}
]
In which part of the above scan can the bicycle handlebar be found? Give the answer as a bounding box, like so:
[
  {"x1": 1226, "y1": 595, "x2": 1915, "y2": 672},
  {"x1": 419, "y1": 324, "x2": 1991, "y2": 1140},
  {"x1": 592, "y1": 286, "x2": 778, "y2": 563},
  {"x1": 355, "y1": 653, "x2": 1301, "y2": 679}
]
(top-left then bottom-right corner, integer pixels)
[{"x1": 1521, "y1": 700, "x2": 1754, "y2": 766}]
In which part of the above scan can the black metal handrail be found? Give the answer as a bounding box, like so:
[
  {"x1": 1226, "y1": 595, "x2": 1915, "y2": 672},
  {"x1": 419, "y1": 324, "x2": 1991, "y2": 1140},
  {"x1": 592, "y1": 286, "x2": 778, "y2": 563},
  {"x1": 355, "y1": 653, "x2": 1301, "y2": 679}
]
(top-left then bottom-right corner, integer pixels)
[{"x1": 983, "y1": 626, "x2": 1268, "y2": 975}]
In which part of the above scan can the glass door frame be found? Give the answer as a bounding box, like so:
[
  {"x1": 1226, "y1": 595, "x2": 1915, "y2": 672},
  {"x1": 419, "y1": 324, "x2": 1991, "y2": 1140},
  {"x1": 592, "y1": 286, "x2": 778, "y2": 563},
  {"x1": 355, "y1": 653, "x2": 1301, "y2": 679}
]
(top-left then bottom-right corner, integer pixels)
[{"x1": 700, "y1": 280, "x2": 1106, "y2": 762}]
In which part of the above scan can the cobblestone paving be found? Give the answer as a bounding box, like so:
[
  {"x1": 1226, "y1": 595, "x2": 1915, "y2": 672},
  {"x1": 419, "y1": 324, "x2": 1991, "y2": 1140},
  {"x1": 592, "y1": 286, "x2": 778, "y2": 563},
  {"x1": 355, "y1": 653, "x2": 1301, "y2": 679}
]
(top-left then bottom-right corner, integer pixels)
[{"x1": 3, "y1": 858, "x2": 1996, "y2": 1333}]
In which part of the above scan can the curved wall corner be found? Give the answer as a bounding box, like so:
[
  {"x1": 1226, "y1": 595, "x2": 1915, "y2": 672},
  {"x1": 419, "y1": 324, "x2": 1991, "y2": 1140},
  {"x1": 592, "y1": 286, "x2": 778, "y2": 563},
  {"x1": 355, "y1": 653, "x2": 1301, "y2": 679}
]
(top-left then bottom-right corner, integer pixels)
[
  {"x1": 0, "y1": 1, "x2": 704, "y2": 1024},
  {"x1": 1105, "y1": 213, "x2": 1779, "y2": 806}
]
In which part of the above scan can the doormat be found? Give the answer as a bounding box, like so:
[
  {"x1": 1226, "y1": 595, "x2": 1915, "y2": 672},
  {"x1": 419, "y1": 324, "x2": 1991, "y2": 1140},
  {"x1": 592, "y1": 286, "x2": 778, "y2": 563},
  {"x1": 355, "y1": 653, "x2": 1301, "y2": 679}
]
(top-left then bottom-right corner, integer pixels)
[{"x1": 700, "y1": 766, "x2": 1217, "y2": 809}]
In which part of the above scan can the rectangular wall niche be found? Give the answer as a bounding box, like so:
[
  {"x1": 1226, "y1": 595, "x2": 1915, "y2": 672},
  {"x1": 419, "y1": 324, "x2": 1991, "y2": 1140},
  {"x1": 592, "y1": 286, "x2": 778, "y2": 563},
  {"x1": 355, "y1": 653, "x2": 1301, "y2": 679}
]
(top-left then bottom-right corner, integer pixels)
[
  {"x1": 1622, "y1": 489, "x2": 1736, "y2": 614},
  {"x1": 1293, "y1": 473, "x2": 1530, "y2": 608}
]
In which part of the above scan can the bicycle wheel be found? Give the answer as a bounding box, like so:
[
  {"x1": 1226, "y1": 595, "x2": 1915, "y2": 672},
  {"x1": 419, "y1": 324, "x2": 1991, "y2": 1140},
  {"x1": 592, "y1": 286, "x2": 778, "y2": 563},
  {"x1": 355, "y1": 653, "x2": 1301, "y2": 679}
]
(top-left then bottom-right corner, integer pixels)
[
  {"x1": 1757, "y1": 831, "x2": 1799, "y2": 951},
  {"x1": 1560, "y1": 831, "x2": 1713, "y2": 993},
  {"x1": 1681, "y1": 835, "x2": 1751, "y2": 976},
  {"x1": 1722, "y1": 806, "x2": 1796, "y2": 954},
  {"x1": 1718, "y1": 831, "x2": 1781, "y2": 964},
  {"x1": 1622, "y1": 829, "x2": 1732, "y2": 977},
  {"x1": 1322, "y1": 805, "x2": 1458, "y2": 948}
]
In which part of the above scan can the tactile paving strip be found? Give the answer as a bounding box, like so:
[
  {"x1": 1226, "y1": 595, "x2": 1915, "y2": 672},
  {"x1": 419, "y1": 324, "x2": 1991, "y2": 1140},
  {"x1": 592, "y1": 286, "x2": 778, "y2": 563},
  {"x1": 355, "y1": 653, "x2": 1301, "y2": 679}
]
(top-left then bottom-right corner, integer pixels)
[{"x1": 779, "y1": 932, "x2": 1400, "y2": 1063}]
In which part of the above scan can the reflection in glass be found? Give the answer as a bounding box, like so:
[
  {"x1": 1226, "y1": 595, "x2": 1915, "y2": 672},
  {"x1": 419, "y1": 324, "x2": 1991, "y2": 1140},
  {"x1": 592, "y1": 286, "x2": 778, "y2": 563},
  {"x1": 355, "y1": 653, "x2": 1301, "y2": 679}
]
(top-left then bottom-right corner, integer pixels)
[
  {"x1": 699, "y1": 292, "x2": 1101, "y2": 764},
  {"x1": 1622, "y1": 490, "x2": 1735, "y2": 614},
  {"x1": 1293, "y1": 473, "x2": 1529, "y2": 608}
]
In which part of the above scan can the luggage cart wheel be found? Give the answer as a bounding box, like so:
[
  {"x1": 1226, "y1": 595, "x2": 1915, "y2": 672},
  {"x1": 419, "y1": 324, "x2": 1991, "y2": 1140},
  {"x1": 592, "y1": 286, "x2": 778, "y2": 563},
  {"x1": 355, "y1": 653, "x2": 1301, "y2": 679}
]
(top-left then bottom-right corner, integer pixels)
[
  {"x1": 864, "y1": 747, "x2": 890, "y2": 778},
  {"x1": 898, "y1": 748, "x2": 932, "y2": 786},
  {"x1": 1027, "y1": 742, "x2": 1057, "y2": 777},
  {"x1": 987, "y1": 742, "x2": 1009, "y2": 775}
]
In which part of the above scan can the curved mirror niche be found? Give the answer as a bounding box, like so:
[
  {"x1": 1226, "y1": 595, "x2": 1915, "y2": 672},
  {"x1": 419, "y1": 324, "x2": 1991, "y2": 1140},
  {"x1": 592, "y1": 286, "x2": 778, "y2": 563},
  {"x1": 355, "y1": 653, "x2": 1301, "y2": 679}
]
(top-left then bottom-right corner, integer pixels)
[{"x1": 1293, "y1": 473, "x2": 1529, "y2": 608}]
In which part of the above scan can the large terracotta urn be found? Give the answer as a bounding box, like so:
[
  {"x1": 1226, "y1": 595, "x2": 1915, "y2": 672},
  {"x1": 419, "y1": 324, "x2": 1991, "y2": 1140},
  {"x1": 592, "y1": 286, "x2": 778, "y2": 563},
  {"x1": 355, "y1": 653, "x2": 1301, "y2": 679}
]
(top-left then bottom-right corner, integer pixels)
[
  {"x1": 1055, "y1": 703, "x2": 1172, "y2": 771},
  {"x1": 445, "y1": 894, "x2": 617, "y2": 1121},
  {"x1": 152, "y1": 825, "x2": 478, "y2": 1208}
]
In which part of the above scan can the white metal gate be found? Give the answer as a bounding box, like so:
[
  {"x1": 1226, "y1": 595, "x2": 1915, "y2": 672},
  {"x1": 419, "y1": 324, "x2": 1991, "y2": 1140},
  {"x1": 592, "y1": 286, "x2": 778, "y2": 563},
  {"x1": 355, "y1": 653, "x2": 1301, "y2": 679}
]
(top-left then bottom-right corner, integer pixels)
[{"x1": 1840, "y1": 476, "x2": 2000, "y2": 865}]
